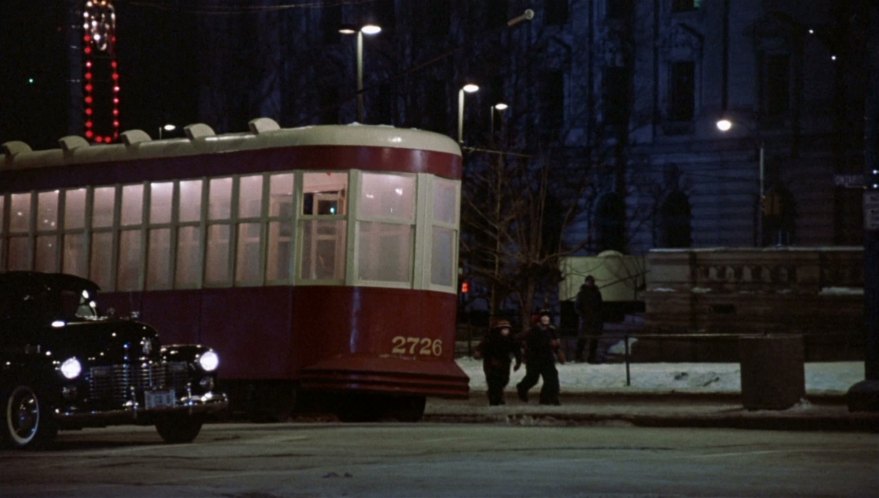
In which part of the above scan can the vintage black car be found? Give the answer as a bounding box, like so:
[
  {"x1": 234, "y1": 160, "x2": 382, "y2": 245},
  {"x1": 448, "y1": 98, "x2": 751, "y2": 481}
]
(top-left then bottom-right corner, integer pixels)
[{"x1": 0, "y1": 272, "x2": 228, "y2": 449}]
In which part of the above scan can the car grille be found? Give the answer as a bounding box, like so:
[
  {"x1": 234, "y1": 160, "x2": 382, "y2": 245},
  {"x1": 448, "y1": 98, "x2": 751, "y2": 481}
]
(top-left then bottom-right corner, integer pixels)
[{"x1": 87, "y1": 361, "x2": 189, "y2": 404}]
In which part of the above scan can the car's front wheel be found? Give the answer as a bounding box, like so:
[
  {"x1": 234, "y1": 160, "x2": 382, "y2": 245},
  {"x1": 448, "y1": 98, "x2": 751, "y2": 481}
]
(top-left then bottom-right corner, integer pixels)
[
  {"x1": 2, "y1": 384, "x2": 57, "y2": 449},
  {"x1": 155, "y1": 414, "x2": 204, "y2": 444}
]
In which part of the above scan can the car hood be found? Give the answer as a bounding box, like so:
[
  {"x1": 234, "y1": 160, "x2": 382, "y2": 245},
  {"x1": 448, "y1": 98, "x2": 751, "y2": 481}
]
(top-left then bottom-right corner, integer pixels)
[{"x1": 42, "y1": 320, "x2": 161, "y2": 363}]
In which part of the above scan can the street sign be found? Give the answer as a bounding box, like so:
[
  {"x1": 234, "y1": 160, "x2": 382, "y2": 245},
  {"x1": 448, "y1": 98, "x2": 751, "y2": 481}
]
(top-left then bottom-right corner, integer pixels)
[{"x1": 866, "y1": 191, "x2": 879, "y2": 230}]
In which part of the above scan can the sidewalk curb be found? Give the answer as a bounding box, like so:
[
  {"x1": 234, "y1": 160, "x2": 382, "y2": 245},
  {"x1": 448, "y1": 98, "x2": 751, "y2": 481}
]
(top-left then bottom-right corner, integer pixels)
[{"x1": 424, "y1": 410, "x2": 879, "y2": 432}]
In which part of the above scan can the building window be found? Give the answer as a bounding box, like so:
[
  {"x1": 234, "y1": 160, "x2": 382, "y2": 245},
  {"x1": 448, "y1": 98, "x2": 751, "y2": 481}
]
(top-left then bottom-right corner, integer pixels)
[{"x1": 668, "y1": 61, "x2": 695, "y2": 122}]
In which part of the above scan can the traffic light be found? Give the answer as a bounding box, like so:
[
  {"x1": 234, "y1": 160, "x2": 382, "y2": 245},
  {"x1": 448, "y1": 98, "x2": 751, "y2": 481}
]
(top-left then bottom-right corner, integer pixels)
[{"x1": 460, "y1": 281, "x2": 470, "y2": 294}]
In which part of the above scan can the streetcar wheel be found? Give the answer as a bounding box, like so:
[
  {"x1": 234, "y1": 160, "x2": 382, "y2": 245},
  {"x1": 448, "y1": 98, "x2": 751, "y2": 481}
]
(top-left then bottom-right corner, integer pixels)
[
  {"x1": 155, "y1": 414, "x2": 204, "y2": 444},
  {"x1": 2, "y1": 384, "x2": 57, "y2": 449}
]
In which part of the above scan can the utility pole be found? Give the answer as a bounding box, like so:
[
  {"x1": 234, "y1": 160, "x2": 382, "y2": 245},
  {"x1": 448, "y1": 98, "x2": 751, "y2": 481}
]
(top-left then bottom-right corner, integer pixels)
[{"x1": 848, "y1": 0, "x2": 879, "y2": 412}]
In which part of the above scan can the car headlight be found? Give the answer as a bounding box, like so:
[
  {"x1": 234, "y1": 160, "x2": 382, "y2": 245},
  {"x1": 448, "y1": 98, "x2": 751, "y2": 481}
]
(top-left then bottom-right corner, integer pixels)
[
  {"x1": 60, "y1": 357, "x2": 82, "y2": 379},
  {"x1": 197, "y1": 350, "x2": 219, "y2": 372}
]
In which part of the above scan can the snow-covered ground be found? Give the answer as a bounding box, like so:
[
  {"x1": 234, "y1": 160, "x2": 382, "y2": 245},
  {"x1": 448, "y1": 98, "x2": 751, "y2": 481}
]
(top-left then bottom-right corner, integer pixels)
[{"x1": 457, "y1": 357, "x2": 865, "y2": 396}]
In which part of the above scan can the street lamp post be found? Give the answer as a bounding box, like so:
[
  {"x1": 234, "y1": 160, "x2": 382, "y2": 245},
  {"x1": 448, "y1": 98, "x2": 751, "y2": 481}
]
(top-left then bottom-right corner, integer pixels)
[
  {"x1": 340, "y1": 24, "x2": 381, "y2": 123},
  {"x1": 717, "y1": 118, "x2": 765, "y2": 246},
  {"x1": 457, "y1": 83, "x2": 479, "y2": 144},
  {"x1": 490, "y1": 102, "x2": 508, "y2": 143}
]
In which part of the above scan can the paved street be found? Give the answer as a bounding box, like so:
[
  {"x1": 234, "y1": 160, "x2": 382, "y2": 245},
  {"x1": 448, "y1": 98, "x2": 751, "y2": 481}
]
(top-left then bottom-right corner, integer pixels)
[{"x1": 2, "y1": 422, "x2": 877, "y2": 497}]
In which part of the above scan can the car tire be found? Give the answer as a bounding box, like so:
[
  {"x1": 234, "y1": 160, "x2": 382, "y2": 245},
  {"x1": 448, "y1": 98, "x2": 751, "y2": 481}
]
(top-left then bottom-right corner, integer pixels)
[
  {"x1": 2, "y1": 384, "x2": 58, "y2": 450},
  {"x1": 155, "y1": 414, "x2": 204, "y2": 444}
]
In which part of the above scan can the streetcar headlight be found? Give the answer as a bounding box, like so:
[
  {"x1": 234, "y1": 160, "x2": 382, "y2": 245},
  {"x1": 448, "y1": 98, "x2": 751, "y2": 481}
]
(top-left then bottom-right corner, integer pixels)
[
  {"x1": 60, "y1": 357, "x2": 82, "y2": 379},
  {"x1": 198, "y1": 351, "x2": 219, "y2": 372}
]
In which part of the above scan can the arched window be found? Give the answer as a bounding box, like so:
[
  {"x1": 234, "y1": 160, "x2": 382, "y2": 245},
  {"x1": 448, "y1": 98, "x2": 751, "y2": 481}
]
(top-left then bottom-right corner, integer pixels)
[
  {"x1": 658, "y1": 191, "x2": 691, "y2": 248},
  {"x1": 594, "y1": 193, "x2": 625, "y2": 253}
]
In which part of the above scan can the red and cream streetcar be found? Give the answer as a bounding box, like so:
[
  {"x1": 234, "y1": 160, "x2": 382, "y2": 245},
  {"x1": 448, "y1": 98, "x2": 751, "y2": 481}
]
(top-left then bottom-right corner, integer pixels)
[{"x1": 0, "y1": 118, "x2": 469, "y2": 421}]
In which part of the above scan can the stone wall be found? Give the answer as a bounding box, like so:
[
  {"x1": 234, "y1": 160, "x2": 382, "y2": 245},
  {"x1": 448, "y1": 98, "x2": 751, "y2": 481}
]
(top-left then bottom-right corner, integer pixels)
[{"x1": 643, "y1": 247, "x2": 864, "y2": 360}]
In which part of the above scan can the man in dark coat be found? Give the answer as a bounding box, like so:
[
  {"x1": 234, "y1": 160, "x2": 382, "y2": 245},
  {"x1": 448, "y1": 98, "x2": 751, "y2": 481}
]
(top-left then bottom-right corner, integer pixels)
[
  {"x1": 475, "y1": 319, "x2": 522, "y2": 405},
  {"x1": 575, "y1": 275, "x2": 604, "y2": 363},
  {"x1": 516, "y1": 309, "x2": 563, "y2": 405}
]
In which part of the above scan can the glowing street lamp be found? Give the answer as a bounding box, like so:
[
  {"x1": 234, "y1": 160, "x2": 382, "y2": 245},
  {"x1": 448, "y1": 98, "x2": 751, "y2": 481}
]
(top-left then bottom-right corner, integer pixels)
[
  {"x1": 457, "y1": 83, "x2": 480, "y2": 143},
  {"x1": 340, "y1": 24, "x2": 382, "y2": 123}
]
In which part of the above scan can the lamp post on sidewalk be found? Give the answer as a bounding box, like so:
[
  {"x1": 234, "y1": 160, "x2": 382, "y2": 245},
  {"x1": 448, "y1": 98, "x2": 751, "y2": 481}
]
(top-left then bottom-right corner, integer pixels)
[
  {"x1": 340, "y1": 24, "x2": 381, "y2": 123},
  {"x1": 716, "y1": 118, "x2": 766, "y2": 246}
]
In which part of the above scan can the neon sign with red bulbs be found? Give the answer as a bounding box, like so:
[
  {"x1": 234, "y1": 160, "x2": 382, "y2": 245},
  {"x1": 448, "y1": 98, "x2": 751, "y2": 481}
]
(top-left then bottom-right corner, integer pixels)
[{"x1": 82, "y1": 0, "x2": 120, "y2": 143}]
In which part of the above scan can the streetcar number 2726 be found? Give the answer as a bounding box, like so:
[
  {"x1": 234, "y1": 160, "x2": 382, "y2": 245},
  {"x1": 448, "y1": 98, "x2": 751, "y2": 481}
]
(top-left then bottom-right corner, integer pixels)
[{"x1": 391, "y1": 336, "x2": 443, "y2": 357}]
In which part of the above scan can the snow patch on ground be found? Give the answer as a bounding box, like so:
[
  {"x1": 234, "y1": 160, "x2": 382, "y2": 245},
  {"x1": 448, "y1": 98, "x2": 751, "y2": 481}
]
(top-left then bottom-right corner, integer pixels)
[{"x1": 456, "y1": 357, "x2": 863, "y2": 395}]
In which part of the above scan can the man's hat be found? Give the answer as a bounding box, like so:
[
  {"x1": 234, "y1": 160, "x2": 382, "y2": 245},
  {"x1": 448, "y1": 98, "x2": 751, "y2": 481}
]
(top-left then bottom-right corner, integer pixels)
[{"x1": 492, "y1": 319, "x2": 512, "y2": 329}]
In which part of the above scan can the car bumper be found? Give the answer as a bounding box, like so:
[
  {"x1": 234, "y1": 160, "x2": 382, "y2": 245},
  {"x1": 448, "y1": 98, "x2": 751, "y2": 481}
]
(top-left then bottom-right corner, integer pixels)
[{"x1": 54, "y1": 391, "x2": 229, "y2": 427}]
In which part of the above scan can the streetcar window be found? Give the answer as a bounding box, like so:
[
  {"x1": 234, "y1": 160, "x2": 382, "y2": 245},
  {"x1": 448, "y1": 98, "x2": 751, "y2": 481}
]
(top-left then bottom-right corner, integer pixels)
[
  {"x1": 236, "y1": 222, "x2": 262, "y2": 285},
  {"x1": 36, "y1": 191, "x2": 59, "y2": 273},
  {"x1": 433, "y1": 179, "x2": 458, "y2": 225},
  {"x1": 37, "y1": 191, "x2": 58, "y2": 232},
  {"x1": 147, "y1": 228, "x2": 172, "y2": 290},
  {"x1": 178, "y1": 180, "x2": 203, "y2": 222},
  {"x1": 120, "y1": 184, "x2": 143, "y2": 226},
  {"x1": 359, "y1": 173, "x2": 415, "y2": 221},
  {"x1": 301, "y1": 220, "x2": 346, "y2": 280},
  {"x1": 8, "y1": 236, "x2": 28, "y2": 271},
  {"x1": 64, "y1": 188, "x2": 87, "y2": 230},
  {"x1": 35, "y1": 235, "x2": 57, "y2": 273},
  {"x1": 206, "y1": 224, "x2": 232, "y2": 285},
  {"x1": 269, "y1": 173, "x2": 294, "y2": 217},
  {"x1": 302, "y1": 172, "x2": 347, "y2": 215},
  {"x1": 431, "y1": 227, "x2": 454, "y2": 287},
  {"x1": 266, "y1": 173, "x2": 295, "y2": 283},
  {"x1": 117, "y1": 230, "x2": 142, "y2": 291},
  {"x1": 430, "y1": 178, "x2": 459, "y2": 288},
  {"x1": 10, "y1": 193, "x2": 30, "y2": 233},
  {"x1": 357, "y1": 222, "x2": 413, "y2": 283},
  {"x1": 239, "y1": 175, "x2": 263, "y2": 218},
  {"x1": 90, "y1": 232, "x2": 113, "y2": 290},
  {"x1": 149, "y1": 182, "x2": 173, "y2": 224},
  {"x1": 63, "y1": 233, "x2": 86, "y2": 277},
  {"x1": 209, "y1": 177, "x2": 232, "y2": 220},
  {"x1": 92, "y1": 187, "x2": 115, "y2": 228},
  {"x1": 175, "y1": 226, "x2": 202, "y2": 288}
]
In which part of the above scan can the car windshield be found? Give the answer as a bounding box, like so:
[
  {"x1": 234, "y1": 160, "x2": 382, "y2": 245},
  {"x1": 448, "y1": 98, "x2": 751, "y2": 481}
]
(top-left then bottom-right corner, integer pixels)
[{"x1": 59, "y1": 289, "x2": 99, "y2": 321}]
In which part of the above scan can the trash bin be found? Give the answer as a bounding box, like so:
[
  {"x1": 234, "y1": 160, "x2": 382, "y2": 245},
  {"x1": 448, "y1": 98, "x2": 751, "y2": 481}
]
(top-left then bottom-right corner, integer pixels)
[{"x1": 739, "y1": 334, "x2": 805, "y2": 410}]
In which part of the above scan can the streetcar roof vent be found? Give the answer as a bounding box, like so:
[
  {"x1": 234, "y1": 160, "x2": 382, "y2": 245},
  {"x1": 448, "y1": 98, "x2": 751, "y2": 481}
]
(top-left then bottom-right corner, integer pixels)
[
  {"x1": 2, "y1": 140, "x2": 32, "y2": 157},
  {"x1": 58, "y1": 136, "x2": 90, "y2": 152},
  {"x1": 121, "y1": 129, "x2": 152, "y2": 146},
  {"x1": 184, "y1": 123, "x2": 216, "y2": 140},
  {"x1": 248, "y1": 117, "x2": 281, "y2": 135}
]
